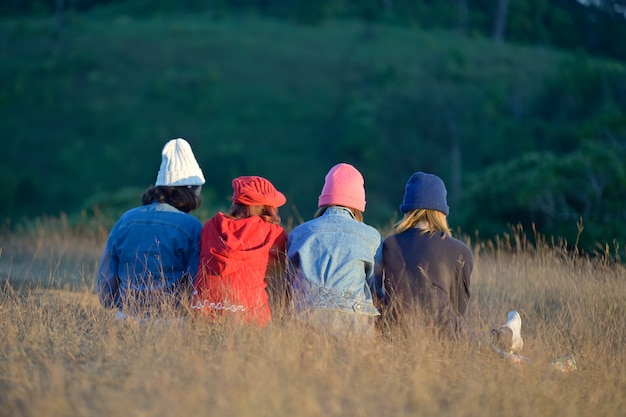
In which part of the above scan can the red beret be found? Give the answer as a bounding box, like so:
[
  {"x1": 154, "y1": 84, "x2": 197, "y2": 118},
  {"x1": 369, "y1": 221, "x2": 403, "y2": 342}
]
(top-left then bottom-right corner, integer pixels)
[{"x1": 232, "y1": 176, "x2": 286, "y2": 208}]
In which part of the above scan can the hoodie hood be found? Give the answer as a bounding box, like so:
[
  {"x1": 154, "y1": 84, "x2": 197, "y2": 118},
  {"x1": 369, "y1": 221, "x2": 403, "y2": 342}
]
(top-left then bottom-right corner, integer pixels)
[
  {"x1": 207, "y1": 212, "x2": 279, "y2": 252},
  {"x1": 200, "y1": 212, "x2": 286, "y2": 278}
]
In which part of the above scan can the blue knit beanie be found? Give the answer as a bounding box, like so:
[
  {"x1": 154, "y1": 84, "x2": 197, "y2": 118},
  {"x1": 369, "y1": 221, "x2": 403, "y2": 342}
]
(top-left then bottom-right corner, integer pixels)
[{"x1": 399, "y1": 172, "x2": 449, "y2": 216}]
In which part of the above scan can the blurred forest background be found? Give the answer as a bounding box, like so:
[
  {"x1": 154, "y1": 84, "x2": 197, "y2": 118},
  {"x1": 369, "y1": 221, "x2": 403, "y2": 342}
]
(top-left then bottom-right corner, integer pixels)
[{"x1": 1, "y1": 0, "x2": 625, "y2": 255}]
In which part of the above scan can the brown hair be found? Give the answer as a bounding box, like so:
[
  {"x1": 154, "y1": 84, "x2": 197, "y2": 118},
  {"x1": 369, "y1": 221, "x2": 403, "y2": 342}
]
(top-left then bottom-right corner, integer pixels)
[
  {"x1": 394, "y1": 208, "x2": 450, "y2": 236},
  {"x1": 142, "y1": 186, "x2": 202, "y2": 213},
  {"x1": 227, "y1": 203, "x2": 282, "y2": 225},
  {"x1": 314, "y1": 205, "x2": 363, "y2": 223}
]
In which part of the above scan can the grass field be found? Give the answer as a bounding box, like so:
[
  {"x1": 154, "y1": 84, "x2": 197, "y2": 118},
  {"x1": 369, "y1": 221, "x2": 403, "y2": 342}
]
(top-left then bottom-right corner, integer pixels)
[{"x1": 1, "y1": 219, "x2": 625, "y2": 417}]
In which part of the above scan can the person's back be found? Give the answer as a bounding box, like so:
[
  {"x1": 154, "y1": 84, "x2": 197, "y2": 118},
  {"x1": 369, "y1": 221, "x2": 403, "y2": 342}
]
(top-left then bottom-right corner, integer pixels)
[
  {"x1": 383, "y1": 227, "x2": 472, "y2": 334},
  {"x1": 106, "y1": 202, "x2": 202, "y2": 307},
  {"x1": 380, "y1": 172, "x2": 472, "y2": 338},
  {"x1": 287, "y1": 163, "x2": 382, "y2": 338},
  {"x1": 97, "y1": 138, "x2": 205, "y2": 316},
  {"x1": 289, "y1": 206, "x2": 380, "y2": 315},
  {"x1": 192, "y1": 176, "x2": 287, "y2": 327}
]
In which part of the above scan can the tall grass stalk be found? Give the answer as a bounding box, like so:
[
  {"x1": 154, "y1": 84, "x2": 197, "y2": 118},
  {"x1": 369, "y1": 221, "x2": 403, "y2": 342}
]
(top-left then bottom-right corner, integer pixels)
[{"x1": 1, "y1": 221, "x2": 625, "y2": 417}]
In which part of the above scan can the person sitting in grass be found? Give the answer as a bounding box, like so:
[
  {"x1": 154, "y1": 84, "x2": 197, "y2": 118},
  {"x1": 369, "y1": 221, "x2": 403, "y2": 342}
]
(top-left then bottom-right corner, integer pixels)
[
  {"x1": 378, "y1": 172, "x2": 473, "y2": 339},
  {"x1": 96, "y1": 138, "x2": 205, "y2": 318},
  {"x1": 287, "y1": 163, "x2": 383, "y2": 339},
  {"x1": 191, "y1": 175, "x2": 288, "y2": 328}
]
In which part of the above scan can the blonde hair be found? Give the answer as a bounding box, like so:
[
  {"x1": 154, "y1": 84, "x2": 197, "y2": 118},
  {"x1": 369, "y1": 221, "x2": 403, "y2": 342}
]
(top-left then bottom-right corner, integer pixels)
[
  {"x1": 394, "y1": 209, "x2": 451, "y2": 236},
  {"x1": 314, "y1": 205, "x2": 363, "y2": 222}
]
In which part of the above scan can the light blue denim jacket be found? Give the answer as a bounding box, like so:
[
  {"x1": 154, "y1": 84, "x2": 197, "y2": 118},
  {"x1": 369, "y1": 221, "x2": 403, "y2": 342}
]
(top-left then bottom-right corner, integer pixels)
[
  {"x1": 96, "y1": 202, "x2": 202, "y2": 310},
  {"x1": 287, "y1": 207, "x2": 383, "y2": 316}
]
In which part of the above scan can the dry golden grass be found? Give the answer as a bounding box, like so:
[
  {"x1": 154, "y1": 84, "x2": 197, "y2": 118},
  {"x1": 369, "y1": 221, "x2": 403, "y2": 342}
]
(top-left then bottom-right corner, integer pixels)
[{"x1": 1, "y1": 220, "x2": 625, "y2": 417}]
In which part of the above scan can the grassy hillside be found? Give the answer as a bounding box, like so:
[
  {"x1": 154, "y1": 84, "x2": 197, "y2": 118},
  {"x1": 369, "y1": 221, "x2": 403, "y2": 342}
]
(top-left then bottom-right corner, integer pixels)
[
  {"x1": 0, "y1": 11, "x2": 573, "y2": 229},
  {"x1": 1, "y1": 221, "x2": 625, "y2": 416}
]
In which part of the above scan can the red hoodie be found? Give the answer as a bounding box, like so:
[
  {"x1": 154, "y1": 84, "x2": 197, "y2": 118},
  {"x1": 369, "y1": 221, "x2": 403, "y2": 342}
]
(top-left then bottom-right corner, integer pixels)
[{"x1": 192, "y1": 212, "x2": 287, "y2": 327}]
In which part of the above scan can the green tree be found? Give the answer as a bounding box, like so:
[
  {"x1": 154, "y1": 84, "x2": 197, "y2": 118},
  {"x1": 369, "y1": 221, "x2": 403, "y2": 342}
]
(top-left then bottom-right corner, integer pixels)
[{"x1": 460, "y1": 142, "x2": 626, "y2": 253}]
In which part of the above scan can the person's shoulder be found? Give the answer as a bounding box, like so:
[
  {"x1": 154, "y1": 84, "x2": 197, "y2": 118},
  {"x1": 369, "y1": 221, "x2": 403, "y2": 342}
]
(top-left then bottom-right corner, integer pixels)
[
  {"x1": 122, "y1": 204, "x2": 146, "y2": 215},
  {"x1": 384, "y1": 228, "x2": 417, "y2": 243},
  {"x1": 358, "y1": 221, "x2": 382, "y2": 239},
  {"x1": 445, "y1": 234, "x2": 472, "y2": 255},
  {"x1": 268, "y1": 223, "x2": 287, "y2": 243},
  {"x1": 383, "y1": 232, "x2": 400, "y2": 245},
  {"x1": 168, "y1": 212, "x2": 202, "y2": 233},
  {"x1": 267, "y1": 221, "x2": 286, "y2": 234},
  {"x1": 288, "y1": 219, "x2": 311, "y2": 235},
  {"x1": 115, "y1": 205, "x2": 148, "y2": 222},
  {"x1": 204, "y1": 211, "x2": 226, "y2": 226},
  {"x1": 163, "y1": 205, "x2": 202, "y2": 227},
  {"x1": 447, "y1": 234, "x2": 470, "y2": 247},
  {"x1": 287, "y1": 217, "x2": 321, "y2": 242},
  {"x1": 186, "y1": 213, "x2": 204, "y2": 226}
]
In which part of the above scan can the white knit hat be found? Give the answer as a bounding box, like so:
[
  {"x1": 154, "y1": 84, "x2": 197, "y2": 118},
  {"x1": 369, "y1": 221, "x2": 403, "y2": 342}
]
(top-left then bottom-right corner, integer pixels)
[{"x1": 155, "y1": 138, "x2": 205, "y2": 186}]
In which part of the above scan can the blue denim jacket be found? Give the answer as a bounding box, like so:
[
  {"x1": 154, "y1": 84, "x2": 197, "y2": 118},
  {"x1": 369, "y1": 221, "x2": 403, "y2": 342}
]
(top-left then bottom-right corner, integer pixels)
[
  {"x1": 96, "y1": 202, "x2": 202, "y2": 310},
  {"x1": 287, "y1": 207, "x2": 382, "y2": 316}
]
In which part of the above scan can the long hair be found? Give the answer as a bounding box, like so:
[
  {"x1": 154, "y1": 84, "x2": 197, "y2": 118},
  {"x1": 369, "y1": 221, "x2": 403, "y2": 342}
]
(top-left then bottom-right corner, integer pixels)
[
  {"x1": 314, "y1": 205, "x2": 363, "y2": 222},
  {"x1": 142, "y1": 186, "x2": 202, "y2": 213},
  {"x1": 394, "y1": 208, "x2": 450, "y2": 236},
  {"x1": 227, "y1": 203, "x2": 282, "y2": 225}
]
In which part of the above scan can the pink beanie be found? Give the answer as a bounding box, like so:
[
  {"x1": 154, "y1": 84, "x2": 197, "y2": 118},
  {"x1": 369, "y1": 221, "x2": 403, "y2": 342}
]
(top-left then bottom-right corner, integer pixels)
[{"x1": 318, "y1": 163, "x2": 366, "y2": 212}]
